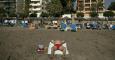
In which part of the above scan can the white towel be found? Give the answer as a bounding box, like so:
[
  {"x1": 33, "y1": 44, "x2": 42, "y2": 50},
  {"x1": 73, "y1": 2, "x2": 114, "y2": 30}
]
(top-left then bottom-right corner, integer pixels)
[
  {"x1": 47, "y1": 42, "x2": 54, "y2": 54},
  {"x1": 62, "y1": 43, "x2": 69, "y2": 54}
]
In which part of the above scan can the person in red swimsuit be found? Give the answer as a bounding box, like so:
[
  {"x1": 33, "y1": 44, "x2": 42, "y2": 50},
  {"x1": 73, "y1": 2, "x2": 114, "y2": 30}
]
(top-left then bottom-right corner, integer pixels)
[{"x1": 51, "y1": 40, "x2": 66, "y2": 55}]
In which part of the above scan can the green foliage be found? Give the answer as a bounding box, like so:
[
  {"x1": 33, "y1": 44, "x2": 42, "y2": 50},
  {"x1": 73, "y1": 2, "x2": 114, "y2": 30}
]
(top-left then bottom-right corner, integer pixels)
[
  {"x1": 108, "y1": 2, "x2": 115, "y2": 10},
  {"x1": 9, "y1": 13, "x2": 17, "y2": 17},
  {"x1": 90, "y1": 3, "x2": 97, "y2": 12},
  {"x1": 18, "y1": 13, "x2": 28, "y2": 18},
  {"x1": 96, "y1": 0, "x2": 104, "y2": 12},
  {"x1": 29, "y1": 13, "x2": 37, "y2": 17},
  {"x1": 97, "y1": 0, "x2": 103, "y2": 8},
  {"x1": 0, "y1": 8, "x2": 7, "y2": 17},
  {"x1": 103, "y1": 11, "x2": 114, "y2": 17},
  {"x1": 90, "y1": 12, "x2": 98, "y2": 17},
  {"x1": 46, "y1": 0, "x2": 63, "y2": 17},
  {"x1": 77, "y1": 12, "x2": 84, "y2": 17},
  {"x1": 40, "y1": 12, "x2": 49, "y2": 17},
  {"x1": 0, "y1": 14, "x2": 7, "y2": 17},
  {"x1": 77, "y1": 12, "x2": 84, "y2": 21},
  {"x1": 60, "y1": 0, "x2": 67, "y2": 8},
  {"x1": 24, "y1": 0, "x2": 30, "y2": 16},
  {"x1": 53, "y1": 12, "x2": 62, "y2": 17},
  {"x1": 0, "y1": 8, "x2": 5, "y2": 14},
  {"x1": 90, "y1": 0, "x2": 103, "y2": 14}
]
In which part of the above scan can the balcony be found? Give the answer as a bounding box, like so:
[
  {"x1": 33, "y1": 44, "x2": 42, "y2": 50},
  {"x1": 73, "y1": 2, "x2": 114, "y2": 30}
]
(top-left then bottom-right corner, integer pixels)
[
  {"x1": 29, "y1": 8, "x2": 41, "y2": 11},
  {"x1": 84, "y1": 2, "x2": 90, "y2": 4},
  {"x1": 30, "y1": 6, "x2": 41, "y2": 8},
  {"x1": 85, "y1": 4, "x2": 90, "y2": 7},
  {"x1": 30, "y1": 3, "x2": 41, "y2": 6},
  {"x1": 85, "y1": 8, "x2": 90, "y2": 11},
  {"x1": 84, "y1": 6, "x2": 90, "y2": 9},
  {"x1": 85, "y1": 10, "x2": 90, "y2": 12},
  {"x1": 31, "y1": 0, "x2": 41, "y2": 1},
  {"x1": 84, "y1": 6, "x2": 90, "y2": 8}
]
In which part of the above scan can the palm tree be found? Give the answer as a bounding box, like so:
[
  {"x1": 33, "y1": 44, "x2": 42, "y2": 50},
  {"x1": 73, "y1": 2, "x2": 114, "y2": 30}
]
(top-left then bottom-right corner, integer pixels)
[
  {"x1": 90, "y1": 4, "x2": 98, "y2": 18},
  {"x1": 96, "y1": 0, "x2": 105, "y2": 24},
  {"x1": 78, "y1": 0, "x2": 84, "y2": 13},
  {"x1": 90, "y1": 3, "x2": 98, "y2": 21},
  {"x1": 103, "y1": 11, "x2": 114, "y2": 23},
  {"x1": 77, "y1": 12, "x2": 84, "y2": 22},
  {"x1": 96, "y1": 0, "x2": 104, "y2": 15},
  {"x1": 24, "y1": 0, "x2": 30, "y2": 17},
  {"x1": 67, "y1": 0, "x2": 71, "y2": 8}
]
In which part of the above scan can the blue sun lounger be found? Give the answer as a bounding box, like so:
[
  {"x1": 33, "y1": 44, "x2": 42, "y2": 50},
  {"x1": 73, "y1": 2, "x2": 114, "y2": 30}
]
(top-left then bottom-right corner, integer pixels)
[
  {"x1": 112, "y1": 25, "x2": 115, "y2": 30},
  {"x1": 70, "y1": 23, "x2": 77, "y2": 32},
  {"x1": 60, "y1": 23, "x2": 67, "y2": 31}
]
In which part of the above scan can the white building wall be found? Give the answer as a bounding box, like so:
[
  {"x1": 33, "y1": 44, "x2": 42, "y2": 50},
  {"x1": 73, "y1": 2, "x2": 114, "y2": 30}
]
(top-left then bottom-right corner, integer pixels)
[{"x1": 29, "y1": 0, "x2": 42, "y2": 17}]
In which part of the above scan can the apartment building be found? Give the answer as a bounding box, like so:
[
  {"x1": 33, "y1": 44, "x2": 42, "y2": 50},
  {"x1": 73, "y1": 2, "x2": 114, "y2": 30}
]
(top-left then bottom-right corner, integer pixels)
[
  {"x1": 0, "y1": 0, "x2": 16, "y2": 16},
  {"x1": 42, "y1": 0, "x2": 47, "y2": 13},
  {"x1": 16, "y1": 0, "x2": 25, "y2": 14},
  {"x1": 77, "y1": 0, "x2": 105, "y2": 18},
  {"x1": 29, "y1": 0, "x2": 43, "y2": 17}
]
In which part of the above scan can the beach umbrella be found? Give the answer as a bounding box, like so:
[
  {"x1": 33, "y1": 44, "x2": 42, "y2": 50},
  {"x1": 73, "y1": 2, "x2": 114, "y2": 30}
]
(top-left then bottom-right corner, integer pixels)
[{"x1": 112, "y1": 25, "x2": 115, "y2": 30}]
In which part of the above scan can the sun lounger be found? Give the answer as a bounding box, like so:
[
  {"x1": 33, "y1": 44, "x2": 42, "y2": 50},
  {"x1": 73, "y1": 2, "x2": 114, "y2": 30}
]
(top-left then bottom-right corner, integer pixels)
[{"x1": 71, "y1": 24, "x2": 77, "y2": 32}]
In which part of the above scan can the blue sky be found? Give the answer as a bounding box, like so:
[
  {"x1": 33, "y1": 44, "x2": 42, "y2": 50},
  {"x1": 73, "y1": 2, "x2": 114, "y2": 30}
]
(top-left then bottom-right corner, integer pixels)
[{"x1": 105, "y1": 0, "x2": 115, "y2": 9}]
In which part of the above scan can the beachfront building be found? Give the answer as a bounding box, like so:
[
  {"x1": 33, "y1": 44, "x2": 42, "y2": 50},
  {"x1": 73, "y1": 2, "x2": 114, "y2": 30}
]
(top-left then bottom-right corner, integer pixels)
[
  {"x1": 16, "y1": 0, "x2": 25, "y2": 14},
  {"x1": 29, "y1": 0, "x2": 43, "y2": 17},
  {"x1": 77, "y1": 0, "x2": 105, "y2": 18}
]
